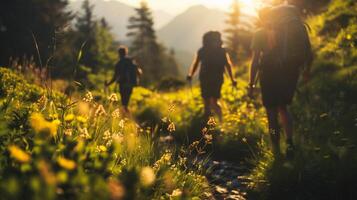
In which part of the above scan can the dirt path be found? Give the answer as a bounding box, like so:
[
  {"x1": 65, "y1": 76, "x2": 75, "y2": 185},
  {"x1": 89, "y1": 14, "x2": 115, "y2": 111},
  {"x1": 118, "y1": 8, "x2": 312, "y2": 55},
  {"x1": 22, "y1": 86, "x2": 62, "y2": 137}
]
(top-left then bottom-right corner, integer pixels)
[{"x1": 205, "y1": 160, "x2": 251, "y2": 200}]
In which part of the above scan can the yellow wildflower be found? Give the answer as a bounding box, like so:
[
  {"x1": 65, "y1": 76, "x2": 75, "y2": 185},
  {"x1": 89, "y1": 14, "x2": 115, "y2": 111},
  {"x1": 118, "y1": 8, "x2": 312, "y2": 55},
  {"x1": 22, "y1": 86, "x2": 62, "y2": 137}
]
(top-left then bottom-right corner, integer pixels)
[
  {"x1": 64, "y1": 114, "x2": 75, "y2": 122},
  {"x1": 49, "y1": 113, "x2": 59, "y2": 120},
  {"x1": 52, "y1": 119, "x2": 61, "y2": 126},
  {"x1": 76, "y1": 116, "x2": 87, "y2": 123},
  {"x1": 58, "y1": 157, "x2": 76, "y2": 170},
  {"x1": 97, "y1": 145, "x2": 107, "y2": 152},
  {"x1": 140, "y1": 167, "x2": 156, "y2": 187},
  {"x1": 48, "y1": 122, "x2": 58, "y2": 136},
  {"x1": 9, "y1": 145, "x2": 31, "y2": 163},
  {"x1": 30, "y1": 113, "x2": 47, "y2": 133},
  {"x1": 30, "y1": 113, "x2": 58, "y2": 136},
  {"x1": 346, "y1": 34, "x2": 352, "y2": 40}
]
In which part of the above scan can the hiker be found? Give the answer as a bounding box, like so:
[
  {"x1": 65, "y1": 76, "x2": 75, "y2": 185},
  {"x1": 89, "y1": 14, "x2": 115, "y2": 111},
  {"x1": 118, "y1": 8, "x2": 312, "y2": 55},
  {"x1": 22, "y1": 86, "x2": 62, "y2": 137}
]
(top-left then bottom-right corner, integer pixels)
[
  {"x1": 248, "y1": 5, "x2": 313, "y2": 158},
  {"x1": 105, "y1": 46, "x2": 142, "y2": 113},
  {"x1": 187, "y1": 31, "x2": 237, "y2": 122}
]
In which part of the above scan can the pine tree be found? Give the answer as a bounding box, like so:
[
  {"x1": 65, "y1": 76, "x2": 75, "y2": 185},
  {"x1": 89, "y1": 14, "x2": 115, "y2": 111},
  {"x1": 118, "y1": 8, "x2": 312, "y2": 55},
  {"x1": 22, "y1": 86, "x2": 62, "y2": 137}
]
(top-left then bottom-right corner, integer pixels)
[
  {"x1": 94, "y1": 18, "x2": 117, "y2": 71},
  {"x1": 127, "y1": 1, "x2": 175, "y2": 85},
  {"x1": 225, "y1": 0, "x2": 241, "y2": 66},
  {"x1": 75, "y1": 0, "x2": 99, "y2": 72},
  {"x1": 0, "y1": 0, "x2": 72, "y2": 66}
]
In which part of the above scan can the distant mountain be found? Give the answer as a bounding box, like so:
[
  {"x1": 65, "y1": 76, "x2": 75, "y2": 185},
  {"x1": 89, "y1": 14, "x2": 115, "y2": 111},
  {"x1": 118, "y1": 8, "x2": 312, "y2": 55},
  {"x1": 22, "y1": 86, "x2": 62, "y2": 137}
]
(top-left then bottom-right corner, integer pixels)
[
  {"x1": 157, "y1": 5, "x2": 255, "y2": 71},
  {"x1": 69, "y1": 0, "x2": 174, "y2": 40},
  {"x1": 157, "y1": 5, "x2": 226, "y2": 54}
]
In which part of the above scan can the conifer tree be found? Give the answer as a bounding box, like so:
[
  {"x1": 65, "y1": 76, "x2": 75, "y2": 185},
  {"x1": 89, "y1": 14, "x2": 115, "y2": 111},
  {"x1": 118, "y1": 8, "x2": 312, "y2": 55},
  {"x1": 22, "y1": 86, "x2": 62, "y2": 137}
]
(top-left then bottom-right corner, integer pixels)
[
  {"x1": 127, "y1": 1, "x2": 178, "y2": 85},
  {"x1": 0, "y1": 0, "x2": 72, "y2": 66},
  {"x1": 225, "y1": 0, "x2": 242, "y2": 66},
  {"x1": 75, "y1": 0, "x2": 99, "y2": 72}
]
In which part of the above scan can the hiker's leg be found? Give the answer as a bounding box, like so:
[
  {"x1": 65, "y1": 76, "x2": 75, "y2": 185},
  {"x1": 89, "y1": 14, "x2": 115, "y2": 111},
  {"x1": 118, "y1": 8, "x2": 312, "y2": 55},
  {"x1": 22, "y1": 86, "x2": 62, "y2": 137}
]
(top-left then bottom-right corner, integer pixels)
[
  {"x1": 266, "y1": 107, "x2": 281, "y2": 155},
  {"x1": 120, "y1": 86, "x2": 131, "y2": 114},
  {"x1": 211, "y1": 98, "x2": 223, "y2": 122},
  {"x1": 278, "y1": 105, "x2": 294, "y2": 145},
  {"x1": 203, "y1": 98, "x2": 211, "y2": 119}
]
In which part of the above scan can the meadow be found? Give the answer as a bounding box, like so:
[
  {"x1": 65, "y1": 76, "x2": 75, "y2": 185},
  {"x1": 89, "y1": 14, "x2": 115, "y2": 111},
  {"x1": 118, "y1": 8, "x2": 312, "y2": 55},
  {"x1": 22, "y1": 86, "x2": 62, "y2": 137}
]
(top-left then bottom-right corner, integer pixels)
[{"x1": 1, "y1": 0, "x2": 357, "y2": 199}]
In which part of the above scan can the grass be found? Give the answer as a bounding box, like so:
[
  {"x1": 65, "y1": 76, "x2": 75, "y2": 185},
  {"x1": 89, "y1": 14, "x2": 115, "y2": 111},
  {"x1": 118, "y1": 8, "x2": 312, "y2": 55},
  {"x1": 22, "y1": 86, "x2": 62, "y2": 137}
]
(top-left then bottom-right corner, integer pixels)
[{"x1": 0, "y1": 68, "x2": 210, "y2": 200}]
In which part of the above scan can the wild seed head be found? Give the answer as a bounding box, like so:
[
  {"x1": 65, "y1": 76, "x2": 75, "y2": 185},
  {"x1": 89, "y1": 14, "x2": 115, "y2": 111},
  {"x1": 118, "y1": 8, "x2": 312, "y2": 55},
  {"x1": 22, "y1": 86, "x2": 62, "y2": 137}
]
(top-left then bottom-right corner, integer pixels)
[
  {"x1": 103, "y1": 130, "x2": 112, "y2": 140},
  {"x1": 64, "y1": 129, "x2": 73, "y2": 136},
  {"x1": 83, "y1": 91, "x2": 93, "y2": 103},
  {"x1": 79, "y1": 127, "x2": 90, "y2": 139},
  {"x1": 167, "y1": 122, "x2": 176, "y2": 132},
  {"x1": 201, "y1": 127, "x2": 208, "y2": 135},
  {"x1": 95, "y1": 104, "x2": 107, "y2": 117},
  {"x1": 204, "y1": 134, "x2": 213, "y2": 144},
  {"x1": 111, "y1": 109, "x2": 121, "y2": 119},
  {"x1": 108, "y1": 93, "x2": 119, "y2": 102},
  {"x1": 207, "y1": 117, "x2": 217, "y2": 126}
]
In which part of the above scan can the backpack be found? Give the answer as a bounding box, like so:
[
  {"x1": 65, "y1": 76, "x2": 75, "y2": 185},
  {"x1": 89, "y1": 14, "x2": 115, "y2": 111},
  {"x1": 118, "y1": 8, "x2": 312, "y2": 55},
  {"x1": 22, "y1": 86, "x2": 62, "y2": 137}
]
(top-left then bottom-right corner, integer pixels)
[
  {"x1": 116, "y1": 58, "x2": 138, "y2": 86},
  {"x1": 261, "y1": 5, "x2": 313, "y2": 71}
]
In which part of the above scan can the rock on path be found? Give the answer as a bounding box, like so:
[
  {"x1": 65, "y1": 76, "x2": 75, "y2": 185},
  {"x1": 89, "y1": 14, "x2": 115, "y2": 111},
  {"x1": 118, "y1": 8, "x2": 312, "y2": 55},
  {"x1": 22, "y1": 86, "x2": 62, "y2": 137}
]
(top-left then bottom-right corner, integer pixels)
[{"x1": 205, "y1": 160, "x2": 251, "y2": 200}]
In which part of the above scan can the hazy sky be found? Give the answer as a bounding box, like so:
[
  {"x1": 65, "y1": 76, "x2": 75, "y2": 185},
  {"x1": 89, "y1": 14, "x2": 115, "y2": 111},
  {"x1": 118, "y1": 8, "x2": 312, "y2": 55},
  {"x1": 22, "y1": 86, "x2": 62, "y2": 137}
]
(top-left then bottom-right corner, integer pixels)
[{"x1": 108, "y1": 0, "x2": 266, "y2": 15}]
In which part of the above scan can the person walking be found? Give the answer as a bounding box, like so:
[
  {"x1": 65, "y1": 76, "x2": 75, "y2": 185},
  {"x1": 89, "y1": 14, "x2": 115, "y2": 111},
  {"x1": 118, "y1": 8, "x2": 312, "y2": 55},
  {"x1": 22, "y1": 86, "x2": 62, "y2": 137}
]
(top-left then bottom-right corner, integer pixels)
[
  {"x1": 187, "y1": 31, "x2": 237, "y2": 122},
  {"x1": 106, "y1": 46, "x2": 142, "y2": 113},
  {"x1": 248, "y1": 5, "x2": 313, "y2": 158}
]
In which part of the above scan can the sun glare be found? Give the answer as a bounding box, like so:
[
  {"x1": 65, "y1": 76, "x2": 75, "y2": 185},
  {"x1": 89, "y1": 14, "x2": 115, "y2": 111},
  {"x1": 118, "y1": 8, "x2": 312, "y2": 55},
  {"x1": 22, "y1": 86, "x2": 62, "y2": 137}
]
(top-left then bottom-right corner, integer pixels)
[
  {"x1": 209, "y1": 0, "x2": 264, "y2": 16},
  {"x1": 239, "y1": 0, "x2": 262, "y2": 16}
]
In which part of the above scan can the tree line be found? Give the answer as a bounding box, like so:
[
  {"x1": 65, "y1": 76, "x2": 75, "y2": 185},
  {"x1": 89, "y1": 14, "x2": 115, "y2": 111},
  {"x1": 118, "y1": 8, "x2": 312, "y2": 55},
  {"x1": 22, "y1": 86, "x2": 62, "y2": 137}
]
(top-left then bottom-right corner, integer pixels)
[{"x1": 0, "y1": 0, "x2": 179, "y2": 87}]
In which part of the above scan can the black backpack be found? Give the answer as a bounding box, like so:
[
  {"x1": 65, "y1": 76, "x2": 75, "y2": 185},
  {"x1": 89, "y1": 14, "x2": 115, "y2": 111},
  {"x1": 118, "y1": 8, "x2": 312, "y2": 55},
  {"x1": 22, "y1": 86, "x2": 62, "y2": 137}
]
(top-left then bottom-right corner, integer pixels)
[
  {"x1": 262, "y1": 5, "x2": 313, "y2": 70},
  {"x1": 116, "y1": 58, "x2": 138, "y2": 86}
]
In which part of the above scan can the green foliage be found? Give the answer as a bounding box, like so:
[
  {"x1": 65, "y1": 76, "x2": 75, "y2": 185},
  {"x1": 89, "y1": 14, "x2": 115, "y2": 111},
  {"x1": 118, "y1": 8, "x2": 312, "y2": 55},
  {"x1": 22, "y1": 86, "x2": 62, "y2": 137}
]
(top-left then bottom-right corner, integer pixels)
[
  {"x1": 0, "y1": 68, "x2": 210, "y2": 199},
  {"x1": 156, "y1": 77, "x2": 186, "y2": 92}
]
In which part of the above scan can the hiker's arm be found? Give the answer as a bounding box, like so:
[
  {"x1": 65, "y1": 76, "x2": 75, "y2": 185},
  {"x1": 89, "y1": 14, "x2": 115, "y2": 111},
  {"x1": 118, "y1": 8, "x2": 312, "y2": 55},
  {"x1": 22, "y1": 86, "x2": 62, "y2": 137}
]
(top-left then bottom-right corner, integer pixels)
[
  {"x1": 187, "y1": 54, "x2": 200, "y2": 80},
  {"x1": 137, "y1": 66, "x2": 143, "y2": 76},
  {"x1": 106, "y1": 66, "x2": 118, "y2": 86},
  {"x1": 225, "y1": 53, "x2": 236, "y2": 85},
  {"x1": 248, "y1": 51, "x2": 260, "y2": 98},
  {"x1": 249, "y1": 51, "x2": 260, "y2": 87}
]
